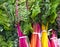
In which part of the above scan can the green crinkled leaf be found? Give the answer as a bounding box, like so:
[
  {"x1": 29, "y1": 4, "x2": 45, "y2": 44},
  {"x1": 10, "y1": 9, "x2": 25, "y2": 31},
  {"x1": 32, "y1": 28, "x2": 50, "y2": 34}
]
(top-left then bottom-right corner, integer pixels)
[
  {"x1": 49, "y1": 12, "x2": 57, "y2": 24},
  {"x1": 7, "y1": 41, "x2": 14, "y2": 47},
  {"x1": 21, "y1": 22, "x2": 33, "y2": 35},
  {"x1": 0, "y1": 41, "x2": 8, "y2": 47},
  {"x1": 41, "y1": 0, "x2": 60, "y2": 24},
  {"x1": 31, "y1": 3, "x2": 40, "y2": 19},
  {"x1": 0, "y1": 0, "x2": 17, "y2": 47},
  {"x1": 48, "y1": 0, "x2": 59, "y2": 24},
  {"x1": 41, "y1": 15, "x2": 48, "y2": 25},
  {"x1": 0, "y1": 1, "x2": 15, "y2": 31},
  {"x1": 0, "y1": 12, "x2": 11, "y2": 30},
  {"x1": 8, "y1": 0, "x2": 15, "y2": 4},
  {"x1": 0, "y1": 35, "x2": 5, "y2": 42},
  {"x1": 18, "y1": 2, "x2": 30, "y2": 22},
  {"x1": 0, "y1": 0, "x2": 7, "y2": 4}
]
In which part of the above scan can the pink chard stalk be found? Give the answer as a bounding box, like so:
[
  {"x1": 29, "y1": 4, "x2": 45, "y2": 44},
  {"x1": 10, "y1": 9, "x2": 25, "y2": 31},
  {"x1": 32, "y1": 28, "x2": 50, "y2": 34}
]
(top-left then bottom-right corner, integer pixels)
[
  {"x1": 50, "y1": 30, "x2": 58, "y2": 47},
  {"x1": 36, "y1": 23, "x2": 41, "y2": 47},
  {"x1": 17, "y1": 23, "x2": 29, "y2": 47},
  {"x1": 48, "y1": 39, "x2": 51, "y2": 47},
  {"x1": 16, "y1": 0, "x2": 29, "y2": 47}
]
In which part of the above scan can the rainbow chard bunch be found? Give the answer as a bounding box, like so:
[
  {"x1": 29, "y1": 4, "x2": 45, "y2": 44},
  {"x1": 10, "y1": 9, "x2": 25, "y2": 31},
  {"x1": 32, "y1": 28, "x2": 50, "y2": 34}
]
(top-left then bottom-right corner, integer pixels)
[
  {"x1": 40, "y1": 0, "x2": 60, "y2": 47},
  {"x1": 16, "y1": 23, "x2": 29, "y2": 47},
  {"x1": 15, "y1": 0, "x2": 29, "y2": 47},
  {"x1": 30, "y1": 23, "x2": 41, "y2": 47}
]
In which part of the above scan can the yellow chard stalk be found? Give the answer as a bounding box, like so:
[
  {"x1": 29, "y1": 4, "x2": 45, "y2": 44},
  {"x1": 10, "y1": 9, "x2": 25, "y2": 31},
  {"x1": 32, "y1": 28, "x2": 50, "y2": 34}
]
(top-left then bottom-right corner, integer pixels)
[{"x1": 41, "y1": 23, "x2": 48, "y2": 47}]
